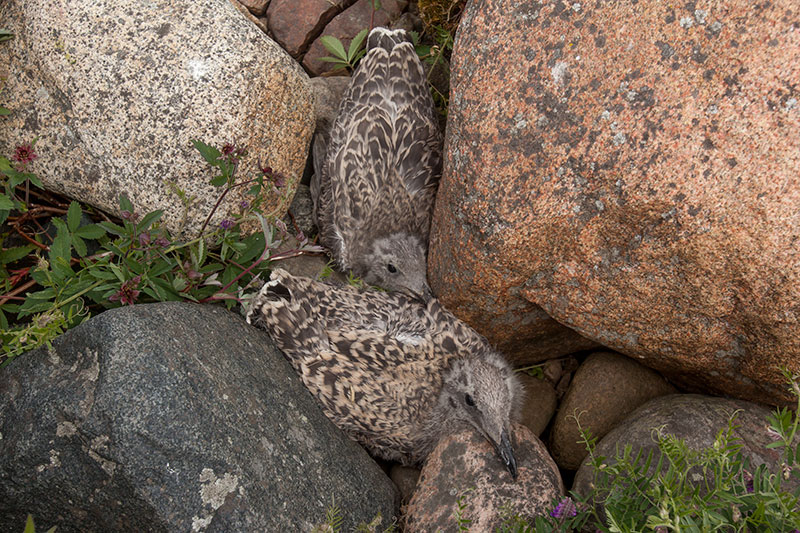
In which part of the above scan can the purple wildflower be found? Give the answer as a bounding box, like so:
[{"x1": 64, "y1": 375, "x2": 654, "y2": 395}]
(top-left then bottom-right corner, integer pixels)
[
  {"x1": 239, "y1": 200, "x2": 249, "y2": 209},
  {"x1": 550, "y1": 497, "x2": 577, "y2": 519},
  {"x1": 109, "y1": 275, "x2": 142, "y2": 306},
  {"x1": 219, "y1": 218, "x2": 235, "y2": 230},
  {"x1": 120, "y1": 210, "x2": 139, "y2": 223},
  {"x1": 271, "y1": 172, "x2": 287, "y2": 189},
  {"x1": 12, "y1": 143, "x2": 37, "y2": 165},
  {"x1": 138, "y1": 232, "x2": 151, "y2": 246},
  {"x1": 155, "y1": 237, "x2": 170, "y2": 248}
]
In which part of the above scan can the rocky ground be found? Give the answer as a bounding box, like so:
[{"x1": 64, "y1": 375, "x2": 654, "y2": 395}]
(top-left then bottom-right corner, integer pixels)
[{"x1": 1, "y1": 0, "x2": 798, "y2": 531}]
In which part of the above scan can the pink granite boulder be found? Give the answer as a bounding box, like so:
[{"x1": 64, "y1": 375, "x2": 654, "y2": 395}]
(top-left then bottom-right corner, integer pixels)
[
  {"x1": 428, "y1": 0, "x2": 800, "y2": 403},
  {"x1": 404, "y1": 425, "x2": 563, "y2": 532}
]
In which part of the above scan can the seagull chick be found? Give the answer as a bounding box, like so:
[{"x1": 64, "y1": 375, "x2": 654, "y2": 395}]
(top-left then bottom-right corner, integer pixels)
[
  {"x1": 311, "y1": 27, "x2": 442, "y2": 303},
  {"x1": 246, "y1": 269, "x2": 522, "y2": 478}
]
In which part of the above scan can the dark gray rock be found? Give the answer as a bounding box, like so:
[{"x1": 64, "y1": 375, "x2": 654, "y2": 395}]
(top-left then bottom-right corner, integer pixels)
[{"x1": 0, "y1": 302, "x2": 398, "y2": 532}]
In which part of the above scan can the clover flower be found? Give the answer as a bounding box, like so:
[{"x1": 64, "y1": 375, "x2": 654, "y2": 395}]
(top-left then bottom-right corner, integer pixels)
[{"x1": 109, "y1": 275, "x2": 142, "y2": 306}]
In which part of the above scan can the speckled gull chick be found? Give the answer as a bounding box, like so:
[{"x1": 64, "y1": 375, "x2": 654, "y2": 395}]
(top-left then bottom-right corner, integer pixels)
[
  {"x1": 246, "y1": 269, "x2": 522, "y2": 478},
  {"x1": 311, "y1": 27, "x2": 442, "y2": 303}
]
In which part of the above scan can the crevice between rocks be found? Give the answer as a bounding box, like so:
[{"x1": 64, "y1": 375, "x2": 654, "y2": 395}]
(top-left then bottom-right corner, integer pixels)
[{"x1": 296, "y1": 0, "x2": 362, "y2": 62}]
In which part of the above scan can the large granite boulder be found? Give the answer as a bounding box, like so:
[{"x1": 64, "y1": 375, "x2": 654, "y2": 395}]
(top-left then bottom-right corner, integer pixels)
[
  {"x1": 0, "y1": 303, "x2": 398, "y2": 532},
  {"x1": 0, "y1": 0, "x2": 314, "y2": 238},
  {"x1": 428, "y1": 0, "x2": 800, "y2": 402}
]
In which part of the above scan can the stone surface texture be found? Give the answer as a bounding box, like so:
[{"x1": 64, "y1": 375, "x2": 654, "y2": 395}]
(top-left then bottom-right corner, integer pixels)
[
  {"x1": 0, "y1": 303, "x2": 398, "y2": 532},
  {"x1": 550, "y1": 352, "x2": 677, "y2": 470},
  {"x1": 0, "y1": 0, "x2": 314, "y2": 238},
  {"x1": 268, "y1": 0, "x2": 336, "y2": 57},
  {"x1": 428, "y1": 0, "x2": 800, "y2": 402},
  {"x1": 572, "y1": 394, "x2": 797, "y2": 503},
  {"x1": 303, "y1": 0, "x2": 408, "y2": 75},
  {"x1": 404, "y1": 425, "x2": 563, "y2": 532},
  {"x1": 518, "y1": 373, "x2": 558, "y2": 437}
]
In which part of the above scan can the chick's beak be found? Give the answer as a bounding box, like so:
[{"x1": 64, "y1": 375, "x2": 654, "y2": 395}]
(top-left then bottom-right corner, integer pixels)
[
  {"x1": 417, "y1": 283, "x2": 434, "y2": 304},
  {"x1": 496, "y1": 427, "x2": 518, "y2": 480}
]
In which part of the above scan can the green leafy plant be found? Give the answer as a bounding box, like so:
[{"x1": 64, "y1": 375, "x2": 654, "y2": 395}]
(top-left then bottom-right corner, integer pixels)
[
  {"x1": 488, "y1": 377, "x2": 800, "y2": 532},
  {"x1": 1, "y1": 140, "x2": 323, "y2": 365},
  {"x1": 312, "y1": 498, "x2": 395, "y2": 533},
  {"x1": 22, "y1": 515, "x2": 56, "y2": 533},
  {"x1": 319, "y1": 29, "x2": 369, "y2": 73}
]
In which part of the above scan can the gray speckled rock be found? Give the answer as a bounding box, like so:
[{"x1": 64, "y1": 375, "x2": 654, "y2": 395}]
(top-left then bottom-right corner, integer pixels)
[
  {"x1": 0, "y1": 0, "x2": 314, "y2": 238},
  {"x1": 0, "y1": 303, "x2": 398, "y2": 532},
  {"x1": 572, "y1": 394, "x2": 796, "y2": 508}
]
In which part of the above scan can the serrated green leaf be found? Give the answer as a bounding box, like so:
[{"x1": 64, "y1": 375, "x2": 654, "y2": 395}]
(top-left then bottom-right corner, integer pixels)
[
  {"x1": 317, "y1": 56, "x2": 349, "y2": 66},
  {"x1": 49, "y1": 218, "x2": 72, "y2": 264},
  {"x1": 27, "y1": 174, "x2": 43, "y2": 189},
  {"x1": 18, "y1": 298, "x2": 54, "y2": 316},
  {"x1": 30, "y1": 268, "x2": 50, "y2": 285},
  {"x1": 71, "y1": 234, "x2": 87, "y2": 257},
  {"x1": 88, "y1": 268, "x2": 117, "y2": 280},
  {"x1": 97, "y1": 221, "x2": 126, "y2": 237},
  {"x1": 0, "y1": 209, "x2": 9, "y2": 225},
  {"x1": 137, "y1": 210, "x2": 163, "y2": 231},
  {"x1": 148, "y1": 259, "x2": 175, "y2": 277},
  {"x1": 119, "y1": 194, "x2": 134, "y2": 213},
  {"x1": 320, "y1": 35, "x2": 347, "y2": 61},
  {"x1": 50, "y1": 256, "x2": 75, "y2": 281},
  {"x1": 348, "y1": 29, "x2": 369, "y2": 61},
  {"x1": 73, "y1": 223, "x2": 106, "y2": 239},
  {"x1": 192, "y1": 139, "x2": 222, "y2": 166},
  {"x1": 0, "y1": 193, "x2": 14, "y2": 210},
  {"x1": 0, "y1": 244, "x2": 34, "y2": 265},
  {"x1": 210, "y1": 175, "x2": 227, "y2": 187},
  {"x1": 7, "y1": 169, "x2": 30, "y2": 188},
  {"x1": 66, "y1": 201, "x2": 82, "y2": 232}
]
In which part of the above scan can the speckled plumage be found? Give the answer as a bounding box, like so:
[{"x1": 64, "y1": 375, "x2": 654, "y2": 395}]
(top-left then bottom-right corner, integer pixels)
[
  {"x1": 311, "y1": 28, "x2": 442, "y2": 302},
  {"x1": 246, "y1": 269, "x2": 522, "y2": 476}
]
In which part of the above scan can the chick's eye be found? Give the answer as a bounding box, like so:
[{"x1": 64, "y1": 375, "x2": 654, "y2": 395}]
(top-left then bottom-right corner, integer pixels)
[
  {"x1": 386, "y1": 263, "x2": 397, "y2": 273},
  {"x1": 464, "y1": 393, "x2": 476, "y2": 407}
]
